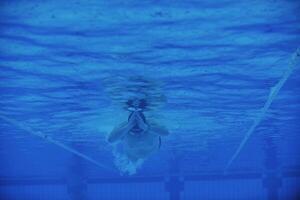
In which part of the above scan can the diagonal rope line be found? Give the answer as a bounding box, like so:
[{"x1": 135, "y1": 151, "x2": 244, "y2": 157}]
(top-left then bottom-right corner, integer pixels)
[
  {"x1": 224, "y1": 48, "x2": 300, "y2": 173},
  {"x1": 0, "y1": 115, "x2": 116, "y2": 173}
]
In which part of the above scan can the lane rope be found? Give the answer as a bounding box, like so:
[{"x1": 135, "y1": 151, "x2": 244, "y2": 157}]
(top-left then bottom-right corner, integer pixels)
[
  {"x1": 0, "y1": 115, "x2": 116, "y2": 173},
  {"x1": 224, "y1": 48, "x2": 300, "y2": 173}
]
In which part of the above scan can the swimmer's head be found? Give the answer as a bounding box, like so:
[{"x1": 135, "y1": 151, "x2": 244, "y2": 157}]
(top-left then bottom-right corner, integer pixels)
[{"x1": 126, "y1": 99, "x2": 147, "y2": 111}]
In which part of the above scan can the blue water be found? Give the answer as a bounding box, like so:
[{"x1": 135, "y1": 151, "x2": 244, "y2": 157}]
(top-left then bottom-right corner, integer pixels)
[{"x1": 1, "y1": 0, "x2": 300, "y2": 199}]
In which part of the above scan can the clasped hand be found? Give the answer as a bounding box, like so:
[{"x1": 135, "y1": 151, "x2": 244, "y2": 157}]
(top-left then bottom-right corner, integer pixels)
[{"x1": 128, "y1": 111, "x2": 148, "y2": 132}]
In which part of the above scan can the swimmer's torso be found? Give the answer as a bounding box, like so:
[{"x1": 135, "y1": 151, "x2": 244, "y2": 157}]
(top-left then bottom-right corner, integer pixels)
[{"x1": 123, "y1": 130, "x2": 159, "y2": 157}]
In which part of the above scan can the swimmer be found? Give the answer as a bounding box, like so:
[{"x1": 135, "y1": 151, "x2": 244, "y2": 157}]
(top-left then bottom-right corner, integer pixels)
[{"x1": 107, "y1": 99, "x2": 169, "y2": 163}]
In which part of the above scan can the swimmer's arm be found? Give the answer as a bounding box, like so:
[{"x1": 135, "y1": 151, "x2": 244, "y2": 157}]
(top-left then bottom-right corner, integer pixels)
[
  {"x1": 148, "y1": 123, "x2": 169, "y2": 136},
  {"x1": 107, "y1": 122, "x2": 133, "y2": 143}
]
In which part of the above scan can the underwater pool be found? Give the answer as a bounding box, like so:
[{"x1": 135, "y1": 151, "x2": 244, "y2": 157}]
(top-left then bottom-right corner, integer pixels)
[{"x1": 0, "y1": 0, "x2": 300, "y2": 199}]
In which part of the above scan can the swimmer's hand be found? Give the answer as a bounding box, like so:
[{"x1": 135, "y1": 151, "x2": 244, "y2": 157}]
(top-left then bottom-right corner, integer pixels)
[{"x1": 130, "y1": 111, "x2": 149, "y2": 132}]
